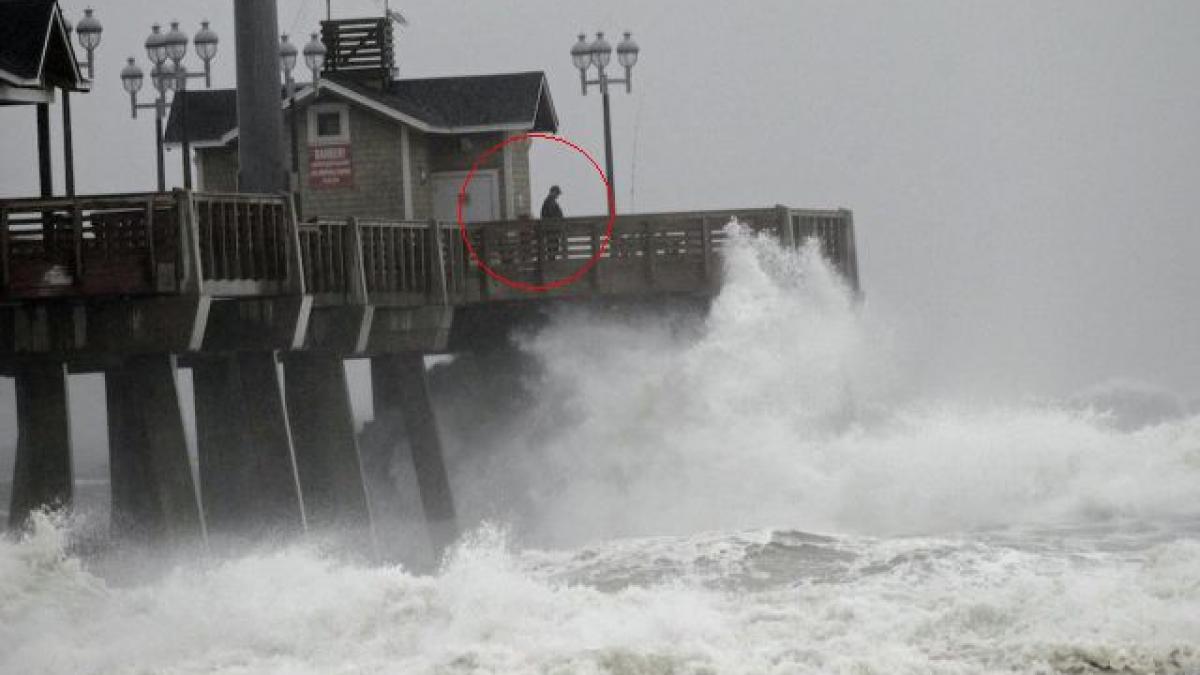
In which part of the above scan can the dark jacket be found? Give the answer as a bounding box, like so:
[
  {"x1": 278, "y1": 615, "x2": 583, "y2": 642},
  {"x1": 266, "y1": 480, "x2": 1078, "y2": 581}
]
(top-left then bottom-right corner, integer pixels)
[{"x1": 540, "y1": 195, "x2": 563, "y2": 219}]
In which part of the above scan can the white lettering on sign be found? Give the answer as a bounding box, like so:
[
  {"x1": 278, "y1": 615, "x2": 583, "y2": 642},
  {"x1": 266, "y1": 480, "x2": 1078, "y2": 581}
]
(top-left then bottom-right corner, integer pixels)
[{"x1": 308, "y1": 143, "x2": 354, "y2": 189}]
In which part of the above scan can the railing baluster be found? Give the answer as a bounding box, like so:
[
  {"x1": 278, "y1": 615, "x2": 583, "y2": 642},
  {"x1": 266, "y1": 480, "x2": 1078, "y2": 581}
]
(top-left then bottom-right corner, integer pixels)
[
  {"x1": 643, "y1": 220, "x2": 655, "y2": 286},
  {"x1": 144, "y1": 197, "x2": 156, "y2": 286},
  {"x1": 478, "y1": 226, "x2": 490, "y2": 300},
  {"x1": 0, "y1": 207, "x2": 9, "y2": 293},
  {"x1": 72, "y1": 201, "x2": 83, "y2": 286}
]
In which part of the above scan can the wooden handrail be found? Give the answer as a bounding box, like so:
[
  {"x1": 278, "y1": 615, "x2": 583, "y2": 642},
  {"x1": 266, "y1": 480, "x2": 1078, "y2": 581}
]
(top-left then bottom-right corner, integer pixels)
[{"x1": 0, "y1": 195, "x2": 858, "y2": 303}]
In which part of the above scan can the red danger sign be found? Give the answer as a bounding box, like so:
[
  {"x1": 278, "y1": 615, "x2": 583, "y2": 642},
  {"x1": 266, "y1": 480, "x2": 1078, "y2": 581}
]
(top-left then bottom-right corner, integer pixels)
[{"x1": 308, "y1": 144, "x2": 354, "y2": 189}]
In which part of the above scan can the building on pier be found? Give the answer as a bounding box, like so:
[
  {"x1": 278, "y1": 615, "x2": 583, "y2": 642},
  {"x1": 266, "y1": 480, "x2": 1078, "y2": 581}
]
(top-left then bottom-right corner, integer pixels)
[{"x1": 165, "y1": 34, "x2": 558, "y2": 223}]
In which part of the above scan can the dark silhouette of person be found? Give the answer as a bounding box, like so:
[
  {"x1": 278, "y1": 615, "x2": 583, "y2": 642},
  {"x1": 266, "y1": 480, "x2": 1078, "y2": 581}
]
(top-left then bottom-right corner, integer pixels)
[
  {"x1": 539, "y1": 185, "x2": 565, "y2": 259},
  {"x1": 540, "y1": 185, "x2": 564, "y2": 219}
]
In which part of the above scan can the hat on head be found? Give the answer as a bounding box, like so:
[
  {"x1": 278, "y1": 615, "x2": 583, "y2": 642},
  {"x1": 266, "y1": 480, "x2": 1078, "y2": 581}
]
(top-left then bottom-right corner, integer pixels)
[{"x1": 549, "y1": 185, "x2": 562, "y2": 195}]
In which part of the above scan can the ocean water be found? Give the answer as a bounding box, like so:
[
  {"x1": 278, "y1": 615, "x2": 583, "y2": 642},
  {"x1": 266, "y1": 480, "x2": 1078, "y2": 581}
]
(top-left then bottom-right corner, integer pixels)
[{"x1": 2, "y1": 225, "x2": 1199, "y2": 674}]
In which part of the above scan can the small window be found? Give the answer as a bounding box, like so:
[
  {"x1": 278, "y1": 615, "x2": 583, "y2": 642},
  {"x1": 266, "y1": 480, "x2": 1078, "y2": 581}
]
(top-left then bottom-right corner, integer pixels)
[
  {"x1": 316, "y1": 112, "x2": 342, "y2": 137},
  {"x1": 307, "y1": 103, "x2": 350, "y2": 145}
]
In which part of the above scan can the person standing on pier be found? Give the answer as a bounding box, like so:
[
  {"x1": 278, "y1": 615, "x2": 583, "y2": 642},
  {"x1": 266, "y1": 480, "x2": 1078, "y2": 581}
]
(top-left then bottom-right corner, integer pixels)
[
  {"x1": 540, "y1": 185, "x2": 564, "y2": 219},
  {"x1": 540, "y1": 185, "x2": 565, "y2": 259}
]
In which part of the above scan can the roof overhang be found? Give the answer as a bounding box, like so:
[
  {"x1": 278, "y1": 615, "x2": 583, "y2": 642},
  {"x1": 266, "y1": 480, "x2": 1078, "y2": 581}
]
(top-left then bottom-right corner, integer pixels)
[
  {"x1": 0, "y1": 81, "x2": 56, "y2": 104},
  {"x1": 169, "y1": 74, "x2": 559, "y2": 148}
]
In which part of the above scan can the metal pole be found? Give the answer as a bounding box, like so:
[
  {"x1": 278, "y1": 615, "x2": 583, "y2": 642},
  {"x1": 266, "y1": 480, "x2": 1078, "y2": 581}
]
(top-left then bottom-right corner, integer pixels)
[
  {"x1": 235, "y1": 0, "x2": 287, "y2": 192},
  {"x1": 601, "y1": 82, "x2": 615, "y2": 210},
  {"x1": 181, "y1": 88, "x2": 193, "y2": 189},
  {"x1": 62, "y1": 91, "x2": 75, "y2": 197},
  {"x1": 288, "y1": 78, "x2": 301, "y2": 218},
  {"x1": 36, "y1": 103, "x2": 53, "y2": 197},
  {"x1": 155, "y1": 97, "x2": 166, "y2": 192}
]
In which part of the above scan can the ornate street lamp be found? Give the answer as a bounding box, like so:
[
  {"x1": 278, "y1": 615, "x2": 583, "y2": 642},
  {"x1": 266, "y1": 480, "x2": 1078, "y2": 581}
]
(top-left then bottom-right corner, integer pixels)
[
  {"x1": 124, "y1": 21, "x2": 221, "y2": 191},
  {"x1": 303, "y1": 32, "x2": 327, "y2": 91},
  {"x1": 74, "y1": 8, "x2": 103, "y2": 79},
  {"x1": 194, "y1": 21, "x2": 219, "y2": 87},
  {"x1": 56, "y1": 7, "x2": 103, "y2": 197},
  {"x1": 571, "y1": 30, "x2": 640, "y2": 208},
  {"x1": 279, "y1": 32, "x2": 326, "y2": 213},
  {"x1": 120, "y1": 57, "x2": 144, "y2": 116}
]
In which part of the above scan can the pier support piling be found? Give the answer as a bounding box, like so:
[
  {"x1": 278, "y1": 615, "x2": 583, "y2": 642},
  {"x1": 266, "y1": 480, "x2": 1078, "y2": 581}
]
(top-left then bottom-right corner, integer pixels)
[
  {"x1": 105, "y1": 354, "x2": 204, "y2": 543},
  {"x1": 9, "y1": 362, "x2": 72, "y2": 530},
  {"x1": 283, "y1": 353, "x2": 374, "y2": 548},
  {"x1": 194, "y1": 352, "x2": 306, "y2": 540},
  {"x1": 370, "y1": 353, "x2": 458, "y2": 556}
]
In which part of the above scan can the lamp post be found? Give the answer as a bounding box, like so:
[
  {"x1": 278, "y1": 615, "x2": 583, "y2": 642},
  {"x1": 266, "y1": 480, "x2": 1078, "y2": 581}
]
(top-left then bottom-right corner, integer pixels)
[
  {"x1": 60, "y1": 7, "x2": 103, "y2": 197},
  {"x1": 571, "y1": 31, "x2": 639, "y2": 209},
  {"x1": 123, "y1": 21, "x2": 219, "y2": 192},
  {"x1": 74, "y1": 8, "x2": 103, "y2": 78},
  {"x1": 280, "y1": 34, "x2": 300, "y2": 186},
  {"x1": 280, "y1": 33, "x2": 327, "y2": 206}
]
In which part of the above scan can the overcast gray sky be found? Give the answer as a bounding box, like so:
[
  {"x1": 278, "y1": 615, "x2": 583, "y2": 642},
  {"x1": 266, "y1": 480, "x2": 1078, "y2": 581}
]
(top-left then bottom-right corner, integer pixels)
[{"x1": 2, "y1": 0, "x2": 1199, "y2": 453}]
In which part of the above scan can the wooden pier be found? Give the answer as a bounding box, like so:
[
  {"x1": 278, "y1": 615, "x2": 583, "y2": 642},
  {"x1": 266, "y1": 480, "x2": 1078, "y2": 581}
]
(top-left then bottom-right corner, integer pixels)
[{"x1": 0, "y1": 190, "x2": 858, "y2": 554}]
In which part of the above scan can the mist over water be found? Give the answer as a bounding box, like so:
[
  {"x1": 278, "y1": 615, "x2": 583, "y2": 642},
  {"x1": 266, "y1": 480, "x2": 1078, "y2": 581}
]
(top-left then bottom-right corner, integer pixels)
[
  {"x1": 450, "y1": 225, "x2": 1200, "y2": 546},
  {"x1": 4, "y1": 225, "x2": 1200, "y2": 673}
]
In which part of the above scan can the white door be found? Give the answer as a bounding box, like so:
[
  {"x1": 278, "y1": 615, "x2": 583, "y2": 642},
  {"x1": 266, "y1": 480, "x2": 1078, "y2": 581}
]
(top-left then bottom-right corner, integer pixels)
[{"x1": 432, "y1": 171, "x2": 500, "y2": 223}]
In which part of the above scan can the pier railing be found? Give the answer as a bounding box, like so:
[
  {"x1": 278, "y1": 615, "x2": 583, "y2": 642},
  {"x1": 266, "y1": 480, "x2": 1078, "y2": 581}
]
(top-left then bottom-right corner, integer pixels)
[
  {"x1": 449, "y1": 206, "x2": 859, "y2": 301},
  {"x1": 2, "y1": 191, "x2": 858, "y2": 304},
  {"x1": 192, "y1": 192, "x2": 303, "y2": 296},
  {"x1": 0, "y1": 193, "x2": 186, "y2": 299},
  {"x1": 298, "y1": 217, "x2": 447, "y2": 307}
]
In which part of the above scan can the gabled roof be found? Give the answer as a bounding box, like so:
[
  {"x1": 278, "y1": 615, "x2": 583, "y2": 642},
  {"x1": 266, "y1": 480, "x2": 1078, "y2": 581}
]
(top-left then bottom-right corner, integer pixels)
[
  {"x1": 0, "y1": 0, "x2": 88, "y2": 101},
  {"x1": 164, "y1": 71, "x2": 558, "y2": 146}
]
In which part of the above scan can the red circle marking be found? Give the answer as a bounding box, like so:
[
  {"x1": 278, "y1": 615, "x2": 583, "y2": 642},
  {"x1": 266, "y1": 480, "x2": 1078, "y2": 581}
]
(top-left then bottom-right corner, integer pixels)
[{"x1": 457, "y1": 132, "x2": 616, "y2": 293}]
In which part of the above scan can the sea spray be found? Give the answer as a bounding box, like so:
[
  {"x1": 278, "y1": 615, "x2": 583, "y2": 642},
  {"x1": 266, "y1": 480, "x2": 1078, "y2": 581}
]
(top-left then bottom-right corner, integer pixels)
[{"x1": 448, "y1": 222, "x2": 1200, "y2": 546}]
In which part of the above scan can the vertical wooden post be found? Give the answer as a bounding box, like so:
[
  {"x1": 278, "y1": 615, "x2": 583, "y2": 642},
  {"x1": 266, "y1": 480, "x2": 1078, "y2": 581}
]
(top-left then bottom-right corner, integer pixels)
[
  {"x1": 477, "y1": 226, "x2": 490, "y2": 300},
  {"x1": 840, "y1": 208, "x2": 860, "y2": 293},
  {"x1": 36, "y1": 103, "x2": 52, "y2": 197},
  {"x1": 347, "y1": 217, "x2": 370, "y2": 303},
  {"x1": 589, "y1": 221, "x2": 601, "y2": 293},
  {"x1": 176, "y1": 190, "x2": 205, "y2": 295},
  {"x1": 144, "y1": 197, "x2": 157, "y2": 288},
  {"x1": 775, "y1": 205, "x2": 795, "y2": 249},
  {"x1": 535, "y1": 224, "x2": 547, "y2": 287},
  {"x1": 283, "y1": 192, "x2": 307, "y2": 294},
  {"x1": 62, "y1": 91, "x2": 75, "y2": 197},
  {"x1": 1, "y1": 206, "x2": 10, "y2": 292},
  {"x1": 643, "y1": 220, "x2": 656, "y2": 287},
  {"x1": 427, "y1": 218, "x2": 448, "y2": 305},
  {"x1": 71, "y1": 200, "x2": 83, "y2": 286}
]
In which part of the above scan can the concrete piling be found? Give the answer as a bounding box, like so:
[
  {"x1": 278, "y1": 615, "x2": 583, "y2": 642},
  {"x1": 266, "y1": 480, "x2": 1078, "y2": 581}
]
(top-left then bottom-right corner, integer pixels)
[
  {"x1": 194, "y1": 352, "x2": 306, "y2": 540},
  {"x1": 370, "y1": 353, "x2": 458, "y2": 556},
  {"x1": 283, "y1": 353, "x2": 374, "y2": 549},
  {"x1": 8, "y1": 361, "x2": 73, "y2": 530},
  {"x1": 105, "y1": 354, "x2": 204, "y2": 543}
]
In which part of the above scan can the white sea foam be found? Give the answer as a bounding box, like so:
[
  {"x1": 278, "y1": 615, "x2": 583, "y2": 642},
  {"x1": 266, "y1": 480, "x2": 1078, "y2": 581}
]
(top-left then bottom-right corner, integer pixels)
[
  {"x1": 3, "y1": 223, "x2": 1199, "y2": 673},
  {"x1": 2, "y1": 516, "x2": 1199, "y2": 674},
  {"x1": 451, "y1": 224, "x2": 1200, "y2": 546}
]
